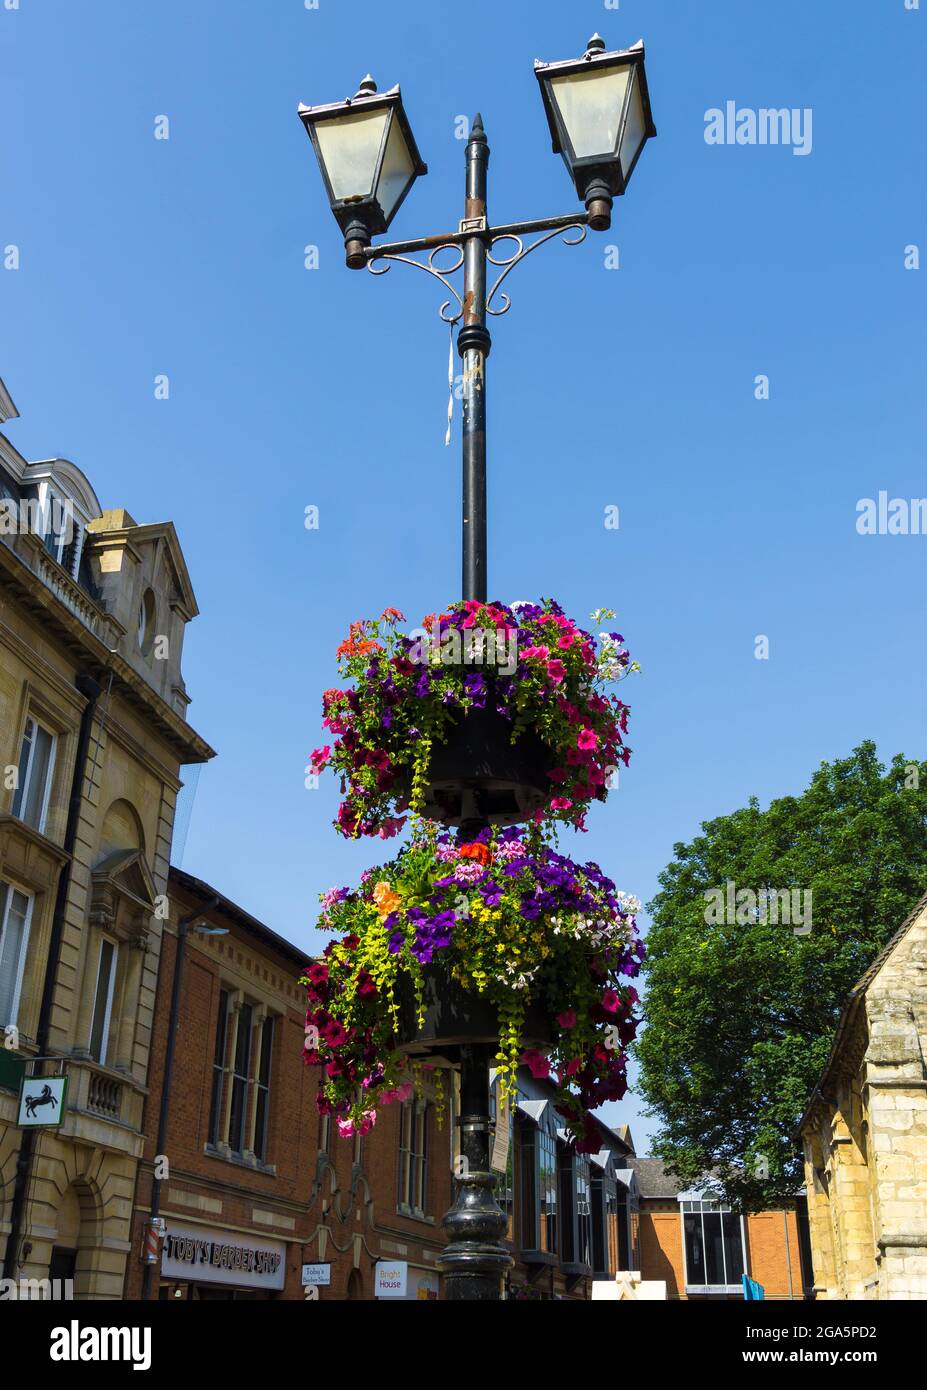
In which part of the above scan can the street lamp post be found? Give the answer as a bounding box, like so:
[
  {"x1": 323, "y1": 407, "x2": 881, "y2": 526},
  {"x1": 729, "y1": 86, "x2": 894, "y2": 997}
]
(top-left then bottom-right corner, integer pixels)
[{"x1": 298, "y1": 32, "x2": 655, "y2": 1302}]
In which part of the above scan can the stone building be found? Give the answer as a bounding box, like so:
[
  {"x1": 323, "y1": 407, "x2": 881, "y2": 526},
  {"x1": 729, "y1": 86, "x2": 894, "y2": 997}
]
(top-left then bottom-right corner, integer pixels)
[
  {"x1": 0, "y1": 377, "x2": 214, "y2": 1296},
  {"x1": 798, "y1": 890, "x2": 927, "y2": 1300}
]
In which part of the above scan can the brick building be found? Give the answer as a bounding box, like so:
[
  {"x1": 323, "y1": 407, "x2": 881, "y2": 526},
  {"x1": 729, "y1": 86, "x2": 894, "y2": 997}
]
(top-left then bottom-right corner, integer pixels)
[
  {"x1": 127, "y1": 868, "x2": 642, "y2": 1300},
  {"x1": 126, "y1": 868, "x2": 454, "y2": 1301},
  {"x1": 630, "y1": 1157, "x2": 811, "y2": 1299}
]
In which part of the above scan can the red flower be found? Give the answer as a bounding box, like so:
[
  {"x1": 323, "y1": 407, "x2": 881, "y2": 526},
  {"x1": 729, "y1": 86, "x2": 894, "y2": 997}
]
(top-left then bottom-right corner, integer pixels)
[{"x1": 459, "y1": 842, "x2": 491, "y2": 866}]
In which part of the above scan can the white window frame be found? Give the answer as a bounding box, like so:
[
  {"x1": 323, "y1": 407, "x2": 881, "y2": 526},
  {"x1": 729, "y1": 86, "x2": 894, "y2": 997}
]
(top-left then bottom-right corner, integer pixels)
[
  {"x1": 89, "y1": 935, "x2": 119, "y2": 1065},
  {"x1": 398, "y1": 1098, "x2": 428, "y2": 1216},
  {"x1": 0, "y1": 881, "x2": 35, "y2": 1029},
  {"x1": 12, "y1": 715, "x2": 57, "y2": 835},
  {"x1": 680, "y1": 1195, "x2": 747, "y2": 1295}
]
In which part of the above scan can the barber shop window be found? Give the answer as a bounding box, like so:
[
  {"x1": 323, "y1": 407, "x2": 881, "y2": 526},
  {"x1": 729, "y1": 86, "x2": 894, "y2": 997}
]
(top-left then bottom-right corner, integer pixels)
[
  {"x1": 681, "y1": 1199, "x2": 746, "y2": 1293},
  {"x1": 228, "y1": 1002, "x2": 253, "y2": 1154},
  {"x1": 398, "y1": 1098, "x2": 429, "y2": 1216},
  {"x1": 253, "y1": 1016, "x2": 274, "y2": 1161},
  {"x1": 207, "y1": 990, "x2": 229, "y2": 1146},
  {"x1": 207, "y1": 993, "x2": 277, "y2": 1163}
]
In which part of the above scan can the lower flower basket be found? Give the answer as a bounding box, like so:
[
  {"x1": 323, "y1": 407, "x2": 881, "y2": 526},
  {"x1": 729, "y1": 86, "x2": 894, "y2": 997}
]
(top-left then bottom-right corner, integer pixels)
[{"x1": 395, "y1": 966, "x2": 551, "y2": 1066}]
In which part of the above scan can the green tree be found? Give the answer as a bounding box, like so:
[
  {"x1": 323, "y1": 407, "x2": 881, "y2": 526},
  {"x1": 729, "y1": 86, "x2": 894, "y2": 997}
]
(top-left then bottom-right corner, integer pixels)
[{"x1": 635, "y1": 742, "x2": 927, "y2": 1209}]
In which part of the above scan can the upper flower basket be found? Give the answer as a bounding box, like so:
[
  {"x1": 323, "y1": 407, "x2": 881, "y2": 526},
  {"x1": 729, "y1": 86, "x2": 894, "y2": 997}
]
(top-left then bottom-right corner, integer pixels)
[{"x1": 311, "y1": 600, "x2": 637, "y2": 840}]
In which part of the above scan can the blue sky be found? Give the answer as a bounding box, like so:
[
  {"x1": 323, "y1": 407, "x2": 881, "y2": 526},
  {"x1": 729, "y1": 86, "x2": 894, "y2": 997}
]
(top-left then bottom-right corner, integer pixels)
[{"x1": 2, "y1": 0, "x2": 925, "y2": 1151}]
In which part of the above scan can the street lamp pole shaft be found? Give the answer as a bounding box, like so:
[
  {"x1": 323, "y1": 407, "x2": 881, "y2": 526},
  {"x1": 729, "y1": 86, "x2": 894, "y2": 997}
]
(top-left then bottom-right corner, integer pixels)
[
  {"x1": 460, "y1": 114, "x2": 490, "y2": 604},
  {"x1": 438, "y1": 117, "x2": 513, "y2": 1302}
]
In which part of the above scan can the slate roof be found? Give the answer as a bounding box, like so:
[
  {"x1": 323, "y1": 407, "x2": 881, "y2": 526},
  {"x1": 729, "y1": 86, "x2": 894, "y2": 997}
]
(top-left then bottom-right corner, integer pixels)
[{"x1": 627, "y1": 1156, "x2": 684, "y2": 1198}]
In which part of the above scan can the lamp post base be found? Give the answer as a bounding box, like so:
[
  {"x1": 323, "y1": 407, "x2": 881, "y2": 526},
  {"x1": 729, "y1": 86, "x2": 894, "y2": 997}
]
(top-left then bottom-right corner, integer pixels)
[{"x1": 438, "y1": 1044, "x2": 512, "y2": 1301}]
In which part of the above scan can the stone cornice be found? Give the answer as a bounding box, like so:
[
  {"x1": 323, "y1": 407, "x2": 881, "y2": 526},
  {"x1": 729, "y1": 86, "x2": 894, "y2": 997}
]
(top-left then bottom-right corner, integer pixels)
[{"x1": 0, "y1": 538, "x2": 215, "y2": 765}]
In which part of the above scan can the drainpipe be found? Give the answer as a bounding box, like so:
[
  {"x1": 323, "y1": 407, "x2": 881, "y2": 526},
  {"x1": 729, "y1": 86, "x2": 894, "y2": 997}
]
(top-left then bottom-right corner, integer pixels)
[
  {"x1": 3, "y1": 672, "x2": 102, "y2": 1281},
  {"x1": 140, "y1": 896, "x2": 219, "y2": 1300},
  {"x1": 783, "y1": 1207, "x2": 795, "y2": 1300}
]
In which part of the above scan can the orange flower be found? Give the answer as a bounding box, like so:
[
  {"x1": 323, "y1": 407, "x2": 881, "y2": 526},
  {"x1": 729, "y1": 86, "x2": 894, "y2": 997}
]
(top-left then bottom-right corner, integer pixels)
[
  {"x1": 381, "y1": 607, "x2": 406, "y2": 624},
  {"x1": 372, "y1": 881, "x2": 402, "y2": 916},
  {"x1": 459, "y1": 842, "x2": 491, "y2": 866}
]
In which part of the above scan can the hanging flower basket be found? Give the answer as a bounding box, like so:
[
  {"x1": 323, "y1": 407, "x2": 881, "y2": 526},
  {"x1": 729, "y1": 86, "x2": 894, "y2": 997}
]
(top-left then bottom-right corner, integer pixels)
[
  {"x1": 394, "y1": 961, "x2": 552, "y2": 1060},
  {"x1": 310, "y1": 600, "x2": 637, "y2": 840},
  {"x1": 301, "y1": 826, "x2": 644, "y2": 1146}
]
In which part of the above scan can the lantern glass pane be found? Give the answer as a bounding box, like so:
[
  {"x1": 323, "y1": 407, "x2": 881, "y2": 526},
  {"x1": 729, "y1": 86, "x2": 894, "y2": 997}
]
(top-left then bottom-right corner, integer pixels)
[
  {"x1": 620, "y1": 71, "x2": 647, "y2": 177},
  {"x1": 549, "y1": 66, "x2": 631, "y2": 159},
  {"x1": 314, "y1": 108, "x2": 389, "y2": 201},
  {"x1": 376, "y1": 114, "x2": 415, "y2": 223}
]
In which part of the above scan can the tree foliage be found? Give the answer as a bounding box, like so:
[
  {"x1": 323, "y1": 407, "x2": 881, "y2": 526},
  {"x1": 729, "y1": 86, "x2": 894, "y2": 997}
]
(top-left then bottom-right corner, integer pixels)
[{"x1": 635, "y1": 742, "x2": 927, "y2": 1209}]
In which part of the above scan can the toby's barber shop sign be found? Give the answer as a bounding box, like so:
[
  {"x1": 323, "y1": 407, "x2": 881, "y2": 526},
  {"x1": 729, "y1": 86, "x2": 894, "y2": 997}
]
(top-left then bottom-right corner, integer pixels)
[{"x1": 161, "y1": 1223, "x2": 286, "y2": 1290}]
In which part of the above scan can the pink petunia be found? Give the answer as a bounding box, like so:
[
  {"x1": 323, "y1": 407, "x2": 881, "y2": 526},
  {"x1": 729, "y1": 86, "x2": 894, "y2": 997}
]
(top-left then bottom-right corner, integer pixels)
[
  {"x1": 551, "y1": 797, "x2": 573, "y2": 812},
  {"x1": 577, "y1": 728, "x2": 598, "y2": 752},
  {"x1": 546, "y1": 660, "x2": 566, "y2": 684},
  {"x1": 310, "y1": 745, "x2": 331, "y2": 774},
  {"x1": 558, "y1": 1010, "x2": 577, "y2": 1029},
  {"x1": 521, "y1": 1049, "x2": 551, "y2": 1080}
]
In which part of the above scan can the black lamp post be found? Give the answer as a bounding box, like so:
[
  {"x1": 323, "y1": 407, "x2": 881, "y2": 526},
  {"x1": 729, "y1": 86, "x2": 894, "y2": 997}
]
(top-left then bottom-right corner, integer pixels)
[{"x1": 298, "y1": 32, "x2": 655, "y2": 1302}]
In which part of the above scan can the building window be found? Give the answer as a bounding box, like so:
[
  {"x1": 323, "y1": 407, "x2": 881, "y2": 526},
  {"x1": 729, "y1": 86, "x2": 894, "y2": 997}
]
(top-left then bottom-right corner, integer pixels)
[
  {"x1": 681, "y1": 1199, "x2": 746, "y2": 1293},
  {"x1": 517, "y1": 1104, "x2": 559, "y2": 1257},
  {"x1": 575, "y1": 1155, "x2": 592, "y2": 1266},
  {"x1": 253, "y1": 1016, "x2": 274, "y2": 1161},
  {"x1": 40, "y1": 486, "x2": 74, "y2": 570},
  {"x1": 137, "y1": 589, "x2": 156, "y2": 654},
  {"x1": 519, "y1": 1121, "x2": 539, "y2": 1249},
  {"x1": 89, "y1": 937, "x2": 118, "y2": 1064},
  {"x1": 489, "y1": 1082, "x2": 514, "y2": 1240},
  {"x1": 207, "y1": 990, "x2": 229, "y2": 1146},
  {"x1": 207, "y1": 991, "x2": 278, "y2": 1162},
  {"x1": 228, "y1": 1002, "x2": 253, "y2": 1154},
  {"x1": 0, "y1": 881, "x2": 33, "y2": 1028},
  {"x1": 539, "y1": 1126, "x2": 558, "y2": 1255},
  {"x1": 398, "y1": 1099, "x2": 428, "y2": 1215},
  {"x1": 11, "y1": 716, "x2": 56, "y2": 834}
]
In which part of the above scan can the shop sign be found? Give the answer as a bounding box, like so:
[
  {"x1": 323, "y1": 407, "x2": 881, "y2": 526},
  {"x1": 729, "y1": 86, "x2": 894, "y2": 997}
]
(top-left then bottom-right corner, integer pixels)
[
  {"x1": 301, "y1": 1263, "x2": 331, "y2": 1287},
  {"x1": 161, "y1": 1223, "x2": 286, "y2": 1291},
  {"x1": 17, "y1": 1074, "x2": 67, "y2": 1127},
  {"x1": 374, "y1": 1261, "x2": 408, "y2": 1298}
]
